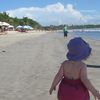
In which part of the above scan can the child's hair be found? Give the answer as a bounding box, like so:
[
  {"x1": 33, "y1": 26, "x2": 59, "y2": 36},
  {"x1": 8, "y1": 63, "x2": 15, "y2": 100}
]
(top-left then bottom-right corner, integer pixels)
[{"x1": 66, "y1": 37, "x2": 92, "y2": 61}]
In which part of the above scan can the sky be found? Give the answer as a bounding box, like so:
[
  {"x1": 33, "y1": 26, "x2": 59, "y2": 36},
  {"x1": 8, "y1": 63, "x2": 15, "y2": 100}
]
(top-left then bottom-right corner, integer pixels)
[{"x1": 0, "y1": 0, "x2": 100, "y2": 25}]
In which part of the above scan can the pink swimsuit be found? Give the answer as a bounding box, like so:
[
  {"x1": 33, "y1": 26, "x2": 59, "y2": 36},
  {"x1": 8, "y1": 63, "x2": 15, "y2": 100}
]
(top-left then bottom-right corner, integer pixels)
[{"x1": 58, "y1": 77, "x2": 90, "y2": 100}]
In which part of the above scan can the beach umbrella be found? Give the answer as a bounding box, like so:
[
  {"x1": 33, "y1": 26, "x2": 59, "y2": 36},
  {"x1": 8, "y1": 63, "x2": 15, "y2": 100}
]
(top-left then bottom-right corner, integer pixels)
[
  {"x1": 16, "y1": 25, "x2": 23, "y2": 29},
  {"x1": 22, "y1": 25, "x2": 33, "y2": 30},
  {"x1": 27, "y1": 26, "x2": 33, "y2": 30},
  {"x1": 0, "y1": 21, "x2": 3, "y2": 26},
  {"x1": 22, "y1": 25, "x2": 28, "y2": 29},
  {"x1": 24, "y1": 25, "x2": 33, "y2": 30},
  {"x1": 8, "y1": 25, "x2": 14, "y2": 28},
  {"x1": 2, "y1": 22, "x2": 10, "y2": 26},
  {"x1": 29, "y1": 27, "x2": 33, "y2": 30}
]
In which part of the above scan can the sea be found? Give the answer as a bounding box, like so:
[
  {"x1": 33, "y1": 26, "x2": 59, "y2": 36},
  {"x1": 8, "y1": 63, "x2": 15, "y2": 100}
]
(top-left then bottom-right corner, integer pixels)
[{"x1": 69, "y1": 30, "x2": 100, "y2": 41}]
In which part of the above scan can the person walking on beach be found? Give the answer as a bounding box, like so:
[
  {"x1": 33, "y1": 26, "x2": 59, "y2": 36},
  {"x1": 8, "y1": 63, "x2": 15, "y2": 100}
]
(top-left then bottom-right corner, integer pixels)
[
  {"x1": 63, "y1": 25, "x2": 68, "y2": 38},
  {"x1": 49, "y1": 37, "x2": 100, "y2": 100}
]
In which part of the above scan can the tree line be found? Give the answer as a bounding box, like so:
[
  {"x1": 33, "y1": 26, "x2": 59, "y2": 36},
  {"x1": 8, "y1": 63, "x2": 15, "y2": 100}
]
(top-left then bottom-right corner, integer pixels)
[
  {"x1": 0, "y1": 12, "x2": 41, "y2": 28},
  {"x1": 42, "y1": 24, "x2": 100, "y2": 31}
]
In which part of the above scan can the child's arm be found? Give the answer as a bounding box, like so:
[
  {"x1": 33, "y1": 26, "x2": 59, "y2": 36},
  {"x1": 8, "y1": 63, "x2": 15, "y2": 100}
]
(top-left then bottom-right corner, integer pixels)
[
  {"x1": 80, "y1": 64, "x2": 100, "y2": 99},
  {"x1": 49, "y1": 62, "x2": 64, "y2": 95}
]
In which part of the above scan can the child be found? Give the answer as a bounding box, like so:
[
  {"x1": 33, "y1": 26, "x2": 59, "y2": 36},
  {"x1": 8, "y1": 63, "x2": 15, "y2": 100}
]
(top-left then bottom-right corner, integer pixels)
[{"x1": 49, "y1": 37, "x2": 100, "y2": 100}]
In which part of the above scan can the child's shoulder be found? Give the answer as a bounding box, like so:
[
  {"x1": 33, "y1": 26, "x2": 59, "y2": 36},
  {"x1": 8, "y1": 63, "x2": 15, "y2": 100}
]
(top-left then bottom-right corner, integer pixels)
[
  {"x1": 80, "y1": 61, "x2": 87, "y2": 67},
  {"x1": 61, "y1": 60, "x2": 87, "y2": 67},
  {"x1": 78, "y1": 61, "x2": 87, "y2": 70},
  {"x1": 61, "y1": 60, "x2": 69, "y2": 65}
]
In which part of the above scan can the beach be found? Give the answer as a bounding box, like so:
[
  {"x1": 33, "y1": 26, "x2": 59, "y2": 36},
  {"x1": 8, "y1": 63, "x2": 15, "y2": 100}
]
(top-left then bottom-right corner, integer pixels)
[{"x1": 0, "y1": 31, "x2": 100, "y2": 100}]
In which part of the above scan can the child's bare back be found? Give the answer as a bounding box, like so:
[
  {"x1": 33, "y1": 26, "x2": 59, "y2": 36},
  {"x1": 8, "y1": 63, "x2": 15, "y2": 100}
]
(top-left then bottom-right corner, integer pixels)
[{"x1": 62, "y1": 60, "x2": 85, "y2": 80}]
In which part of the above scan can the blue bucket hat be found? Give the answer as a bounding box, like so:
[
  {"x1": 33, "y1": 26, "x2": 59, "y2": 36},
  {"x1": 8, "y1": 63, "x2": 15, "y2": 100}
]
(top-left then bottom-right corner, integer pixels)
[{"x1": 67, "y1": 37, "x2": 92, "y2": 61}]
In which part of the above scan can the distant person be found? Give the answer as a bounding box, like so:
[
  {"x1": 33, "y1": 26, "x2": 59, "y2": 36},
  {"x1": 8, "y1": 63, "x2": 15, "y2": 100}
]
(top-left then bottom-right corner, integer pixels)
[
  {"x1": 49, "y1": 37, "x2": 100, "y2": 100},
  {"x1": 63, "y1": 25, "x2": 68, "y2": 38}
]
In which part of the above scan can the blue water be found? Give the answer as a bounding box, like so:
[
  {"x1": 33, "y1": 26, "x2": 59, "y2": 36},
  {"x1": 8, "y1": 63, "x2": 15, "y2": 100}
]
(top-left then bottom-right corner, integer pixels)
[{"x1": 69, "y1": 31, "x2": 100, "y2": 40}]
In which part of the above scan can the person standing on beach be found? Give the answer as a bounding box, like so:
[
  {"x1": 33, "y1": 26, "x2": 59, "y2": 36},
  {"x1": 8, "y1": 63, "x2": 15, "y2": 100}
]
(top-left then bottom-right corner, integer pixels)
[
  {"x1": 49, "y1": 37, "x2": 100, "y2": 100},
  {"x1": 63, "y1": 25, "x2": 68, "y2": 38}
]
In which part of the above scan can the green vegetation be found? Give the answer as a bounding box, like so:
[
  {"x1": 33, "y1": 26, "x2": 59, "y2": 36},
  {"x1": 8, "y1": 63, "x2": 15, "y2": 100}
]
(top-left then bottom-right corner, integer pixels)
[
  {"x1": 42, "y1": 24, "x2": 100, "y2": 31},
  {"x1": 0, "y1": 12, "x2": 41, "y2": 28},
  {"x1": 68, "y1": 24, "x2": 100, "y2": 29}
]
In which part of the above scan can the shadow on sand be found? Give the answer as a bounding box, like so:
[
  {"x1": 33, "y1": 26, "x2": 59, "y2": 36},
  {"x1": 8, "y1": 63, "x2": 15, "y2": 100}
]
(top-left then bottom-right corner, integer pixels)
[{"x1": 87, "y1": 65, "x2": 100, "y2": 68}]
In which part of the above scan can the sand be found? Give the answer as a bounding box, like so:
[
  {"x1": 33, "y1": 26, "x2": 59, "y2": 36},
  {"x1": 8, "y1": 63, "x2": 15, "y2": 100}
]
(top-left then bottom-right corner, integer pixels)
[{"x1": 0, "y1": 31, "x2": 100, "y2": 100}]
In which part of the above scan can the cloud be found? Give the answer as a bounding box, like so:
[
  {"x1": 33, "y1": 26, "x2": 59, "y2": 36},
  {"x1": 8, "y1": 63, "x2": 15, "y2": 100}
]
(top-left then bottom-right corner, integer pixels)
[
  {"x1": 6, "y1": 2, "x2": 99, "y2": 25},
  {"x1": 80, "y1": 10, "x2": 97, "y2": 13},
  {"x1": 84, "y1": 15, "x2": 100, "y2": 24}
]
